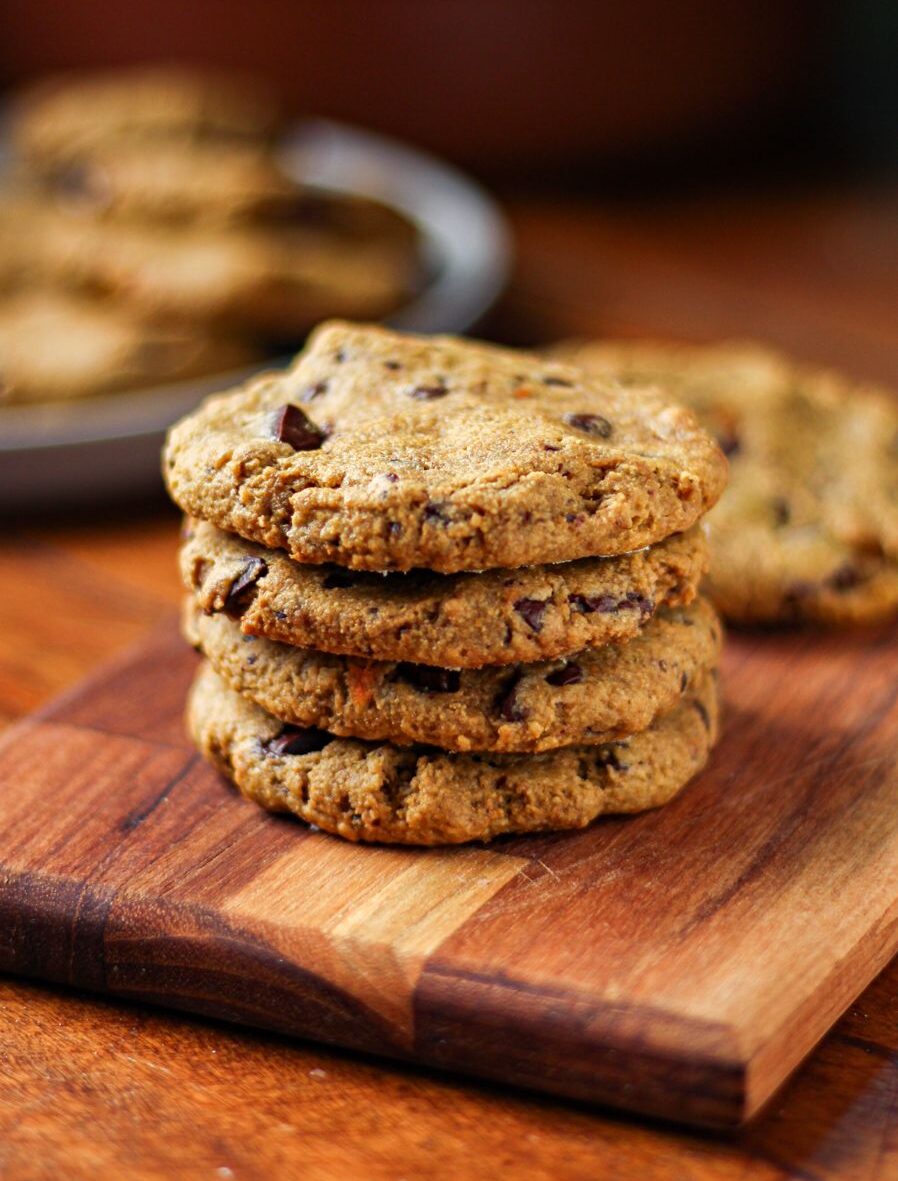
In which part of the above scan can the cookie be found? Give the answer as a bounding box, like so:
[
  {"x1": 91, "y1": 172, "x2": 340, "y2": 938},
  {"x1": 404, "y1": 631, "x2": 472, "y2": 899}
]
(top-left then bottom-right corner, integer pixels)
[
  {"x1": 44, "y1": 141, "x2": 302, "y2": 225},
  {"x1": 181, "y1": 518, "x2": 708, "y2": 668},
  {"x1": 37, "y1": 215, "x2": 416, "y2": 335},
  {"x1": 11, "y1": 66, "x2": 278, "y2": 172},
  {"x1": 41, "y1": 142, "x2": 420, "y2": 243},
  {"x1": 188, "y1": 662, "x2": 720, "y2": 844},
  {"x1": 553, "y1": 340, "x2": 898, "y2": 624},
  {"x1": 164, "y1": 322, "x2": 728, "y2": 573},
  {"x1": 0, "y1": 291, "x2": 257, "y2": 405},
  {"x1": 183, "y1": 594, "x2": 721, "y2": 753}
]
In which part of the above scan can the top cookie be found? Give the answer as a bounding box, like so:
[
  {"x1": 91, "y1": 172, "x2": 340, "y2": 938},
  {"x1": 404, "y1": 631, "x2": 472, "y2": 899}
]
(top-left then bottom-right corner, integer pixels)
[
  {"x1": 11, "y1": 66, "x2": 278, "y2": 172},
  {"x1": 553, "y1": 340, "x2": 898, "y2": 624},
  {"x1": 163, "y1": 322, "x2": 727, "y2": 573}
]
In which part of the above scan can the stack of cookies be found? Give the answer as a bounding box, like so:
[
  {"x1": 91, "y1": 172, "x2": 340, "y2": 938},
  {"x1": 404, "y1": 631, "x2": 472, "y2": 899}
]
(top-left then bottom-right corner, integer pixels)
[
  {"x1": 165, "y1": 322, "x2": 728, "y2": 845},
  {"x1": 0, "y1": 66, "x2": 418, "y2": 405}
]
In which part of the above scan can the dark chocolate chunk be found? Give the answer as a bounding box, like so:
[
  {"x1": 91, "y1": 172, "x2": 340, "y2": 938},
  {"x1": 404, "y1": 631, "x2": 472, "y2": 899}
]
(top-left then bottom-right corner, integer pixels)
[
  {"x1": 423, "y1": 502, "x2": 450, "y2": 524},
  {"x1": 563, "y1": 412, "x2": 613, "y2": 438},
  {"x1": 384, "y1": 360, "x2": 402, "y2": 370},
  {"x1": 623, "y1": 591, "x2": 654, "y2": 616},
  {"x1": 264, "y1": 725, "x2": 334, "y2": 756},
  {"x1": 692, "y1": 700, "x2": 712, "y2": 732},
  {"x1": 387, "y1": 521, "x2": 403, "y2": 537},
  {"x1": 514, "y1": 598, "x2": 547, "y2": 633},
  {"x1": 495, "y1": 671, "x2": 528, "y2": 723},
  {"x1": 273, "y1": 404, "x2": 326, "y2": 450},
  {"x1": 827, "y1": 562, "x2": 863, "y2": 591},
  {"x1": 771, "y1": 497, "x2": 791, "y2": 526},
  {"x1": 300, "y1": 380, "x2": 328, "y2": 403},
  {"x1": 545, "y1": 662, "x2": 583, "y2": 687},
  {"x1": 569, "y1": 592, "x2": 618, "y2": 614},
  {"x1": 397, "y1": 663, "x2": 461, "y2": 693},
  {"x1": 718, "y1": 431, "x2": 741, "y2": 457},
  {"x1": 224, "y1": 557, "x2": 267, "y2": 618},
  {"x1": 543, "y1": 375, "x2": 574, "y2": 388},
  {"x1": 595, "y1": 746, "x2": 629, "y2": 772},
  {"x1": 409, "y1": 382, "x2": 449, "y2": 400}
]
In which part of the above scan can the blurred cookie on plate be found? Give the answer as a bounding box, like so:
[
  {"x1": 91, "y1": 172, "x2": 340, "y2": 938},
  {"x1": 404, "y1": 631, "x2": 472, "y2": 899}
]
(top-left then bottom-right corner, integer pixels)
[
  {"x1": 10, "y1": 65, "x2": 279, "y2": 172},
  {"x1": 0, "y1": 290, "x2": 258, "y2": 404},
  {"x1": 35, "y1": 213, "x2": 419, "y2": 334}
]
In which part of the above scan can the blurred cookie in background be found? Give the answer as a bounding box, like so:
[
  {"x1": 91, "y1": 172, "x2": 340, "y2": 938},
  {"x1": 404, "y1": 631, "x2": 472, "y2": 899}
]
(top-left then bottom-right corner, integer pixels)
[
  {"x1": 0, "y1": 289, "x2": 258, "y2": 404},
  {"x1": 9, "y1": 65, "x2": 280, "y2": 172},
  {"x1": 553, "y1": 340, "x2": 898, "y2": 626},
  {"x1": 33, "y1": 213, "x2": 419, "y2": 335},
  {"x1": 0, "y1": 64, "x2": 425, "y2": 410}
]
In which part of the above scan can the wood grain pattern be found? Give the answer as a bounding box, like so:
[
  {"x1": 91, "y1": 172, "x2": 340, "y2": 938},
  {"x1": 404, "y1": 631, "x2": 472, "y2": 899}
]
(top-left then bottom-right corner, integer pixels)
[
  {"x1": 1, "y1": 187, "x2": 897, "y2": 1178},
  {"x1": 0, "y1": 617, "x2": 896, "y2": 1129}
]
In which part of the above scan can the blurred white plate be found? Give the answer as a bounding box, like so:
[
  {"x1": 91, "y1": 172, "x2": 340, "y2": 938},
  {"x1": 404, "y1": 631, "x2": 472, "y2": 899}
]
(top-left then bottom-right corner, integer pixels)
[{"x1": 0, "y1": 118, "x2": 511, "y2": 507}]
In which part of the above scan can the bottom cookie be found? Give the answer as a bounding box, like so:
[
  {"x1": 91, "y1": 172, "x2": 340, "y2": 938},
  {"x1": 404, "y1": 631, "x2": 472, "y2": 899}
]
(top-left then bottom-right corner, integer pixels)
[{"x1": 187, "y1": 662, "x2": 720, "y2": 845}]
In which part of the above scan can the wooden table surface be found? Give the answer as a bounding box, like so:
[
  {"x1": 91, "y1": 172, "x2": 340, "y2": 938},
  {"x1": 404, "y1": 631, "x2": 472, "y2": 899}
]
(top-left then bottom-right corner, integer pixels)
[{"x1": 2, "y1": 185, "x2": 897, "y2": 1180}]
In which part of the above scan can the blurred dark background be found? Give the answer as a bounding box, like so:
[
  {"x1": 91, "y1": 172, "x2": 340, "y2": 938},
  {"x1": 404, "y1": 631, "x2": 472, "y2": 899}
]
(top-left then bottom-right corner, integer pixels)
[{"x1": 1, "y1": 0, "x2": 896, "y2": 187}]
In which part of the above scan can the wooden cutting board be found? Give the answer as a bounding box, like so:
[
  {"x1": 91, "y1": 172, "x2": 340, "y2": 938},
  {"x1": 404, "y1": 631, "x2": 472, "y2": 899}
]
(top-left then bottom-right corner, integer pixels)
[{"x1": 0, "y1": 619, "x2": 896, "y2": 1130}]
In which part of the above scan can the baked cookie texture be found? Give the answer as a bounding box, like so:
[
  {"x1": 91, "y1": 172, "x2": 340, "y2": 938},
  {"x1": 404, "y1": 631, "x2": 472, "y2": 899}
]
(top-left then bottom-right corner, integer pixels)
[
  {"x1": 1, "y1": 68, "x2": 422, "y2": 408},
  {"x1": 553, "y1": 340, "x2": 898, "y2": 624},
  {"x1": 32, "y1": 215, "x2": 415, "y2": 335},
  {"x1": 183, "y1": 595, "x2": 721, "y2": 753},
  {"x1": 0, "y1": 291, "x2": 256, "y2": 404},
  {"x1": 164, "y1": 321, "x2": 728, "y2": 573},
  {"x1": 10, "y1": 66, "x2": 279, "y2": 171},
  {"x1": 40, "y1": 140, "x2": 420, "y2": 238},
  {"x1": 181, "y1": 518, "x2": 708, "y2": 667},
  {"x1": 43, "y1": 141, "x2": 303, "y2": 226},
  {"x1": 188, "y1": 662, "x2": 719, "y2": 845}
]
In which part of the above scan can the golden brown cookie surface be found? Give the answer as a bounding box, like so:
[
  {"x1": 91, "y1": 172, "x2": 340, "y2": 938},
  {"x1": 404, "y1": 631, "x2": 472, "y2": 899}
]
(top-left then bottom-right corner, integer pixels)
[
  {"x1": 188, "y1": 662, "x2": 720, "y2": 845},
  {"x1": 555, "y1": 340, "x2": 898, "y2": 624},
  {"x1": 165, "y1": 322, "x2": 727, "y2": 573}
]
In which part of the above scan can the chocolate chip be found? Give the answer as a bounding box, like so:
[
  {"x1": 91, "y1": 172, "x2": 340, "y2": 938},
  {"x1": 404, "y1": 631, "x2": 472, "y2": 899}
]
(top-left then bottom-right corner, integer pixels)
[
  {"x1": 409, "y1": 382, "x2": 449, "y2": 400},
  {"x1": 563, "y1": 413, "x2": 613, "y2": 438},
  {"x1": 784, "y1": 579, "x2": 816, "y2": 602},
  {"x1": 335, "y1": 349, "x2": 348, "y2": 362},
  {"x1": 680, "y1": 671, "x2": 689, "y2": 692},
  {"x1": 595, "y1": 746, "x2": 629, "y2": 772},
  {"x1": 300, "y1": 380, "x2": 328, "y2": 403},
  {"x1": 569, "y1": 592, "x2": 618, "y2": 614},
  {"x1": 827, "y1": 562, "x2": 863, "y2": 591},
  {"x1": 397, "y1": 663, "x2": 461, "y2": 692},
  {"x1": 423, "y1": 502, "x2": 450, "y2": 524},
  {"x1": 273, "y1": 404, "x2": 326, "y2": 450},
  {"x1": 322, "y1": 569, "x2": 361, "y2": 589},
  {"x1": 623, "y1": 591, "x2": 654, "y2": 616},
  {"x1": 264, "y1": 725, "x2": 334, "y2": 756},
  {"x1": 224, "y1": 557, "x2": 267, "y2": 618},
  {"x1": 543, "y1": 444, "x2": 561, "y2": 452},
  {"x1": 546, "y1": 662, "x2": 583, "y2": 687},
  {"x1": 384, "y1": 360, "x2": 402, "y2": 370},
  {"x1": 693, "y1": 700, "x2": 711, "y2": 732},
  {"x1": 384, "y1": 472, "x2": 399, "y2": 483},
  {"x1": 543, "y1": 375, "x2": 573, "y2": 388},
  {"x1": 514, "y1": 598, "x2": 547, "y2": 632},
  {"x1": 771, "y1": 497, "x2": 791, "y2": 526},
  {"x1": 387, "y1": 521, "x2": 402, "y2": 537},
  {"x1": 495, "y1": 671, "x2": 528, "y2": 723},
  {"x1": 718, "y1": 431, "x2": 741, "y2": 457}
]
